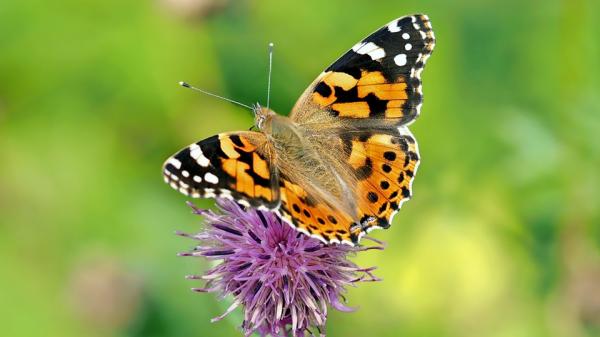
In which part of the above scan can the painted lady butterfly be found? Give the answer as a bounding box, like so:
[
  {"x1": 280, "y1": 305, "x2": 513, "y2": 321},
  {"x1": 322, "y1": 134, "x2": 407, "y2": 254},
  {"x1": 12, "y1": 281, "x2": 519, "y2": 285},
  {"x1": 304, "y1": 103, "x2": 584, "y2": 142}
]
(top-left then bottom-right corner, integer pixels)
[{"x1": 163, "y1": 14, "x2": 435, "y2": 245}]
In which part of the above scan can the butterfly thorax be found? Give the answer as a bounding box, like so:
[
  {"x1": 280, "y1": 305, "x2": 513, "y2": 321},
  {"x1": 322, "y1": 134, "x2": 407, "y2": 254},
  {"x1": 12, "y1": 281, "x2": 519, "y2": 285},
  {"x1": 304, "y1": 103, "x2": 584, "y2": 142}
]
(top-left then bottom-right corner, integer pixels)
[{"x1": 259, "y1": 112, "x2": 357, "y2": 218}]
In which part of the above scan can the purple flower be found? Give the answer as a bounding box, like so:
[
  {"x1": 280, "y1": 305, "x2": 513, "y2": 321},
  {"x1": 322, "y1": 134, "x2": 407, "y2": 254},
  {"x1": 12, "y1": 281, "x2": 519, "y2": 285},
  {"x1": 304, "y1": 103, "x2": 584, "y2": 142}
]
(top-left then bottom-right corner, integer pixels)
[{"x1": 177, "y1": 199, "x2": 383, "y2": 337}]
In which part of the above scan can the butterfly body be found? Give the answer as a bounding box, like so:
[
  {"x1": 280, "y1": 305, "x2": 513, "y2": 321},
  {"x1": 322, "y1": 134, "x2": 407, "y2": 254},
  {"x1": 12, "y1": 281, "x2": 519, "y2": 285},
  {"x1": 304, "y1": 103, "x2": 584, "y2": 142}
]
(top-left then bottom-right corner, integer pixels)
[{"x1": 163, "y1": 14, "x2": 435, "y2": 245}]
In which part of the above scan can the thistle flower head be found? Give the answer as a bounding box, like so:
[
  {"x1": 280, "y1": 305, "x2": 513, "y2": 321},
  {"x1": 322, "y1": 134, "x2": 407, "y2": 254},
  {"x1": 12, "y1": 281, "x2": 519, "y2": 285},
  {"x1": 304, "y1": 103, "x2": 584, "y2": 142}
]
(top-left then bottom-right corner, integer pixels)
[{"x1": 178, "y1": 199, "x2": 382, "y2": 337}]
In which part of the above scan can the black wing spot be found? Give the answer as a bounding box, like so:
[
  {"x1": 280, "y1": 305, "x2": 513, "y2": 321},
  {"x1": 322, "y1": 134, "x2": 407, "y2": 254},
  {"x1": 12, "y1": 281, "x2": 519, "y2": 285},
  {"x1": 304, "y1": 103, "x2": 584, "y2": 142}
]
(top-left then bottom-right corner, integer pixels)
[
  {"x1": 401, "y1": 186, "x2": 411, "y2": 198},
  {"x1": 383, "y1": 151, "x2": 397, "y2": 161},
  {"x1": 378, "y1": 218, "x2": 391, "y2": 229},
  {"x1": 314, "y1": 81, "x2": 332, "y2": 97},
  {"x1": 229, "y1": 135, "x2": 245, "y2": 148},
  {"x1": 355, "y1": 158, "x2": 373, "y2": 180}
]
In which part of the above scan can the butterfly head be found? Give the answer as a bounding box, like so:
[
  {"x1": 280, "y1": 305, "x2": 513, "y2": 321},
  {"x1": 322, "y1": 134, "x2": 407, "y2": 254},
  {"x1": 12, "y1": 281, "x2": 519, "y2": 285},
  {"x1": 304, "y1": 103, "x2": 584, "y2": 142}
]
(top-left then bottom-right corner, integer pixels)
[{"x1": 253, "y1": 104, "x2": 276, "y2": 131}]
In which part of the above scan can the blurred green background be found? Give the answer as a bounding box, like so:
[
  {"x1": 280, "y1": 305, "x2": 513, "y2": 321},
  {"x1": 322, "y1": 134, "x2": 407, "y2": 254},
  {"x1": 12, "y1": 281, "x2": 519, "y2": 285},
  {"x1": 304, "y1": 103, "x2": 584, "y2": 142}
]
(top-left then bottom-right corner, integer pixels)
[{"x1": 1, "y1": 0, "x2": 599, "y2": 336}]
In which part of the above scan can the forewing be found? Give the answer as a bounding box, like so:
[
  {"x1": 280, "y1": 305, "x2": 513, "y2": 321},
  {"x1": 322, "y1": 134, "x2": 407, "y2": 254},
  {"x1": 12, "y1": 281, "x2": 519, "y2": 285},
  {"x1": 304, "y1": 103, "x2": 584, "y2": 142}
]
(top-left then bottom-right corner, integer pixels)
[
  {"x1": 162, "y1": 131, "x2": 279, "y2": 209},
  {"x1": 290, "y1": 14, "x2": 435, "y2": 125}
]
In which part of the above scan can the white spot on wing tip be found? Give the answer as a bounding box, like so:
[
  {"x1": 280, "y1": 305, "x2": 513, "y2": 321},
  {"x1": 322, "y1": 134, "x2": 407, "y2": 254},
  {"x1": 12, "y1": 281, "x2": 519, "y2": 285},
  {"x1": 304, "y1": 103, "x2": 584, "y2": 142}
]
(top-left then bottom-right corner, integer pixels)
[
  {"x1": 166, "y1": 158, "x2": 182, "y2": 169},
  {"x1": 352, "y1": 42, "x2": 366, "y2": 52},
  {"x1": 369, "y1": 48, "x2": 386, "y2": 60},
  {"x1": 394, "y1": 54, "x2": 407, "y2": 66},
  {"x1": 387, "y1": 20, "x2": 401, "y2": 33},
  {"x1": 353, "y1": 41, "x2": 386, "y2": 60},
  {"x1": 357, "y1": 42, "x2": 377, "y2": 54},
  {"x1": 190, "y1": 144, "x2": 210, "y2": 167},
  {"x1": 204, "y1": 172, "x2": 219, "y2": 184}
]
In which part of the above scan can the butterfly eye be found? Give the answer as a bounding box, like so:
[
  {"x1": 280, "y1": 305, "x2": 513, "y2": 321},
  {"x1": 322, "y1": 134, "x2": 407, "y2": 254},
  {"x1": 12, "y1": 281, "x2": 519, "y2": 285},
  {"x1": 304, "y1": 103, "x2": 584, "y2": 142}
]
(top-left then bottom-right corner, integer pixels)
[{"x1": 256, "y1": 115, "x2": 266, "y2": 130}]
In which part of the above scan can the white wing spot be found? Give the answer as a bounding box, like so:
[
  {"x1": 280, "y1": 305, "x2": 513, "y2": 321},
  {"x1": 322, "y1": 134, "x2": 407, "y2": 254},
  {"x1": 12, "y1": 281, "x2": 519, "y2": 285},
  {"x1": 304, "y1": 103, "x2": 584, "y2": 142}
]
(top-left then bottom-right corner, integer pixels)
[
  {"x1": 204, "y1": 187, "x2": 216, "y2": 198},
  {"x1": 219, "y1": 190, "x2": 232, "y2": 197},
  {"x1": 394, "y1": 54, "x2": 407, "y2": 66},
  {"x1": 387, "y1": 20, "x2": 401, "y2": 32},
  {"x1": 356, "y1": 42, "x2": 378, "y2": 55},
  {"x1": 182, "y1": 170, "x2": 190, "y2": 177},
  {"x1": 166, "y1": 158, "x2": 182, "y2": 169},
  {"x1": 204, "y1": 172, "x2": 219, "y2": 184},
  {"x1": 189, "y1": 144, "x2": 210, "y2": 167},
  {"x1": 352, "y1": 42, "x2": 366, "y2": 52},
  {"x1": 368, "y1": 48, "x2": 386, "y2": 60},
  {"x1": 405, "y1": 43, "x2": 412, "y2": 51},
  {"x1": 193, "y1": 175, "x2": 202, "y2": 183},
  {"x1": 353, "y1": 42, "x2": 385, "y2": 60},
  {"x1": 402, "y1": 33, "x2": 410, "y2": 40}
]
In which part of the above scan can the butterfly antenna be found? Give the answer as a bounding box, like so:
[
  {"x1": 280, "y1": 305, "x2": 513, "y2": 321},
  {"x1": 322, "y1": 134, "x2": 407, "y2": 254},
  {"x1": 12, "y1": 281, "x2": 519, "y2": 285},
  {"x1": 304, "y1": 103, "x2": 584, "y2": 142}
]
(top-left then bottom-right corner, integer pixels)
[
  {"x1": 266, "y1": 42, "x2": 274, "y2": 110},
  {"x1": 178, "y1": 81, "x2": 253, "y2": 110}
]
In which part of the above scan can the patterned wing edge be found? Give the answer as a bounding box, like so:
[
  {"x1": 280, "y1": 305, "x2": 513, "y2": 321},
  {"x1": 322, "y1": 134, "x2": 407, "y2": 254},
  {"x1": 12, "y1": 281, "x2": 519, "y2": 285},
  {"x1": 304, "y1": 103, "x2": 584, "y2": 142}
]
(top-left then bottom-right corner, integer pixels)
[{"x1": 162, "y1": 132, "x2": 280, "y2": 211}]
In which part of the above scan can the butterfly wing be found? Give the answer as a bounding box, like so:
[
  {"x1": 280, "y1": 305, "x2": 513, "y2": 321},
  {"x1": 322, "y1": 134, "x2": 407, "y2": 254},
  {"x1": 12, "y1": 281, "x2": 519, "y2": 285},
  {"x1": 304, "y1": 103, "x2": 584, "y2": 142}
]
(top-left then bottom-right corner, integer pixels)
[
  {"x1": 276, "y1": 175, "x2": 361, "y2": 245},
  {"x1": 275, "y1": 14, "x2": 434, "y2": 244},
  {"x1": 162, "y1": 131, "x2": 280, "y2": 209},
  {"x1": 341, "y1": 126, "x2": 420, "y2": 232},
  {"x1": 290, "y1": 14, "x2": 435, "y2": 126},
  {"x1": 274, "y1": 125, "x2": 420, "y2": 245}
]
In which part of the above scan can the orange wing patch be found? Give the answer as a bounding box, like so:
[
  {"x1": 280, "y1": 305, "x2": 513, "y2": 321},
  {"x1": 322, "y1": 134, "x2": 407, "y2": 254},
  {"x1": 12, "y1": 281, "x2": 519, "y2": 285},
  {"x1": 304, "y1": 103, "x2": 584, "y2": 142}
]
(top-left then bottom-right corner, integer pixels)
[
  {"x1": 217, "y1": 134, "x2": 277, "y2": 204},
  {"x1": 277, "y1": 177, "x2": 360, "y2": 244},
  {"x1": 343, "y1": 128, "x2": 419, "y2": 232},
  {"x1": 309, "y1": 69, "x2": 412, "y2": 121}
]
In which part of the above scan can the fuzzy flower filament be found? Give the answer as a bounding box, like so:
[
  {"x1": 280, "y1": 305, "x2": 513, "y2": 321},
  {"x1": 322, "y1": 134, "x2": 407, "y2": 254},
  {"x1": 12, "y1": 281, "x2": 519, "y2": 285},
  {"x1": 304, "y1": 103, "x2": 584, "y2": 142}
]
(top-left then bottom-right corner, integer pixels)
[{"x1": 177, "y1": 199, "x2": 382, "y2": 337}]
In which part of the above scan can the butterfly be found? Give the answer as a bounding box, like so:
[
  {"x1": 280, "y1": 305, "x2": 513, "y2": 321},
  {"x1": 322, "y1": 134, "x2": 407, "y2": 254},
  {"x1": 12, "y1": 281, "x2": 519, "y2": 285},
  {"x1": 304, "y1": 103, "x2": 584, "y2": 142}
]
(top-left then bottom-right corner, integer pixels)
[{"x1": 163, "y1": 14, "x2": 435, "y2": 245}]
